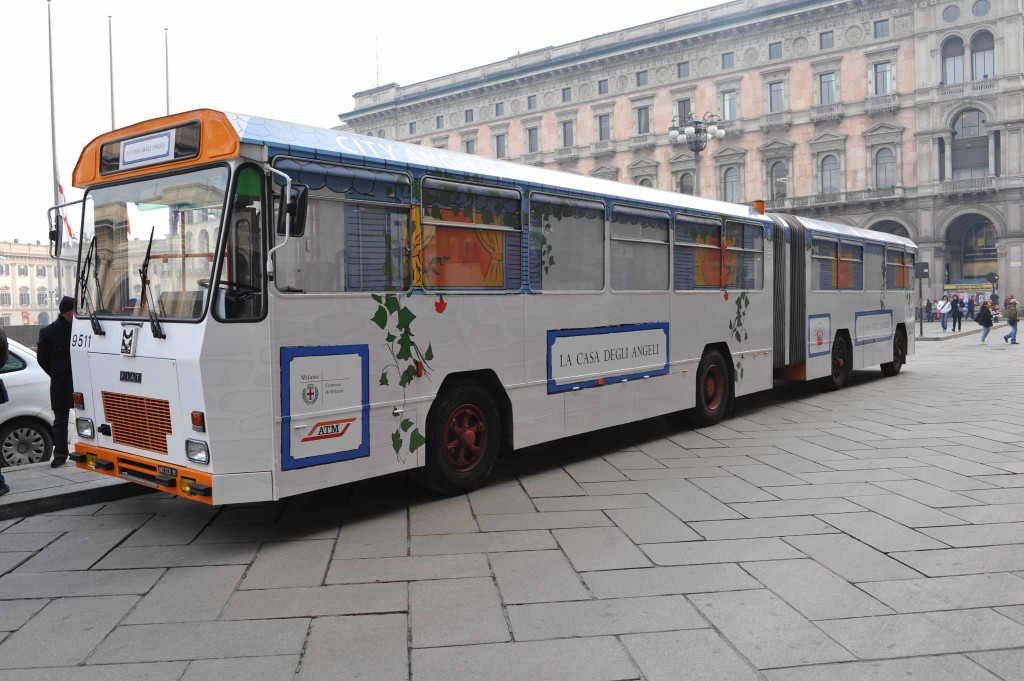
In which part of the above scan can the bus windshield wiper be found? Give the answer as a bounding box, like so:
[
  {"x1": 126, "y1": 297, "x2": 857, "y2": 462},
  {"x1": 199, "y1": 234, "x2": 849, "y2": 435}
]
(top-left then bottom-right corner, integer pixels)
[
  {"x1": 139, "y1": 226, "x2": 166, "y2": 339},
  {"x1": 77, "y1": 237, "x2": 105, "y2": 335}
]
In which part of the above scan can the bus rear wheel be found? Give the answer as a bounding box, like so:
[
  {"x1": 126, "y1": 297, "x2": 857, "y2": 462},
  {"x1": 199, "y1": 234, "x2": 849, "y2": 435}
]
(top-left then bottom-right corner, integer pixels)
[
  {"x1": 690, "y1": 350, "x2": 730, "y2": 427},
  {"x1": 881, "y1": 330, "x2": 906, "y2": 377},
  {"x1": 422, "y1": 381, "x2": 501, "y2": 495},
  {"x1": 824, "y1": 335, "x2": 851, "y2": 391}
]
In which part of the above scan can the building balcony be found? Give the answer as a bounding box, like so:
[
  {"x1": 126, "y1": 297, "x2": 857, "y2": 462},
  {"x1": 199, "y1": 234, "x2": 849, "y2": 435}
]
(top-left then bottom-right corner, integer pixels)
[
  {"x1": 865, "y1": 93, "x2": 899, "y2": 116},
  {"x1": 811, "y1": 103, "x2": 844, "y2": 124},
  {"x1": 522, "y1": 152, "x2": 544, "y2": 166},
  {"x1": 764, "y1": 198, "x2": 789, "y2": 211},
  {"x1": 554, "y1": 146, "x2": 580, "y2": 163},
  {"x1": 629, "y1": 133, "x2": 656, "y2": 151},
  {"x1": 717, "y1": 119, "x2": 740, "y2": 137},
  {"x1": 940, "y1": 176, "x2": 997, "y2": 196},
  {"x1": 590, "y1": 140, "x2": 615, "y2": 157},
  {"x1": 759, "y1": 112, "x2": 791, "y2": 132},
  {"x1": 938, "y1": 82, "x2": 966, "y2": 98},
  {"x1": 846, "y1": 186, "x2": 904, "y2": 203},
  {"x1": 810, "y1": 191, "x2": 845, "y2": 205},
  {"x1": 971, "y1": 77, "x2": 997, "y2": 93}
]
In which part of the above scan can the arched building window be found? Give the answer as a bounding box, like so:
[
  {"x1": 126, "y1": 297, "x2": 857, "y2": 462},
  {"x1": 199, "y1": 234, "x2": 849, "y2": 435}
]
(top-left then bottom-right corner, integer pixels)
[
  {"x1": 638, "y1": 178, "x2": 653, "y2": 188},
  {"x1": 941, "y1": 37, "x2": 965, "y2": 84},
  {"x1": 952, "y1": 109, "x2": 988, "y2": 180},
  {"x1": 678, "y1": 173, "x2": 694, "y2": 195},
  {"x1": 875, "y1": 148, "x2": 895, "y2": 189},
  {"x1": 770, "y1": 162, "x2": 787, "y2": 200},
  {"x1": 821, "y1": 155, "x2": 840, "y2": 193},
  {"x1": 971, "y1": 31, "x2": 994, "y2": 80},
  {"x1": 723, "y1": 167, "x2": 740, "y2": 203}
]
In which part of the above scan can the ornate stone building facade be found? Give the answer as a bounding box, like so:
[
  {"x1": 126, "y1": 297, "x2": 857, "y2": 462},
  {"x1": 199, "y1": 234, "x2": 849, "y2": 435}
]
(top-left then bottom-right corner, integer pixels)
[
  {"x1": 340, "y1": 0, "x2": 1024, "y2": 301},
  {"x1": 0, "y1": 241, "x2": 72, "y2": 327}
]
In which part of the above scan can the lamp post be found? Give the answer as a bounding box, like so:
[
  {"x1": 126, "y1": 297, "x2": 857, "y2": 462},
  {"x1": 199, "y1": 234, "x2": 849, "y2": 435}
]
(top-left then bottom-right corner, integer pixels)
[{"x1": 669, "y1": 112, "x2": 727, "y2": 196}]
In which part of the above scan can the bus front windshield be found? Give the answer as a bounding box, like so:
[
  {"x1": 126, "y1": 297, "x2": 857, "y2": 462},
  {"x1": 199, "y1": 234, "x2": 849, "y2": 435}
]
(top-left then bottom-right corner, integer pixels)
[{"x1": 80, "y1": 166, "x2": 229, "y2": 320}]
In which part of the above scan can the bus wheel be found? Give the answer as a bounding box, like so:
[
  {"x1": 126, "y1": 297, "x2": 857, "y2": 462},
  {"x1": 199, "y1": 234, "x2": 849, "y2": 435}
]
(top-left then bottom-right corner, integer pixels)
[
  {"x1": 824, "y1": 335, "x2": 850, "y2": 391},
  {"x1": 881, "y1": 330, "x2": 906, "y2": 377},
  {"x1": 690, "y1": 350, "x2": 729, "y2": 427},
  {"x1": 423, "y1": 381, "x2": 501, "y2": 495}
]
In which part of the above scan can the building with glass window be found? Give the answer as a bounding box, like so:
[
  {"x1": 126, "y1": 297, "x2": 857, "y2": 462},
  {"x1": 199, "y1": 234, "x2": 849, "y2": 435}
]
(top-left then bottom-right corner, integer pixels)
[
  {"x1": 340, "y1": 0, "x2": 1024, "y2": 301},
  {"x1": 0, "y1": 241, "x2": 72, "y2": 327}
]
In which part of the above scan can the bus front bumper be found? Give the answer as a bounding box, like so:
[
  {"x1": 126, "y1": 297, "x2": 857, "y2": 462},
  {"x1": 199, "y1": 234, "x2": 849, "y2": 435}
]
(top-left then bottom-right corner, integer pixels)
[{"x1": 72, "y1": 443, "x2": 214, "y2": 505}]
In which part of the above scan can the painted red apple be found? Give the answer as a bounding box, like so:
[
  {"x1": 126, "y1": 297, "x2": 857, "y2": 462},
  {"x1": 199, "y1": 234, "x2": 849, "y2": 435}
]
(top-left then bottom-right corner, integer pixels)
[
  {"x1": 723, "y1": 291, "x2": 730, "y2": 301},
  {"x1": 434, "y1": 295, "x2": 447, "y2": 313}
]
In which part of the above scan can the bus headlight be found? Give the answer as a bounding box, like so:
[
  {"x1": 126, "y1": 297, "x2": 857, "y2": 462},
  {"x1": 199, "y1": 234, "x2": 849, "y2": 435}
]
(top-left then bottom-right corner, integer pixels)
[
  {"x1": 185, "y1": 439, "x2": 210, "y2": 465},
  {"x1": 76, "y1": 418, "x2": 95, "y2": 439}
]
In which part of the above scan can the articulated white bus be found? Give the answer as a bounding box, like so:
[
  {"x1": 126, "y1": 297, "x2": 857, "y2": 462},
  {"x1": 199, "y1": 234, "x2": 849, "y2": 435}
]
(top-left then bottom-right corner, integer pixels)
[{"x1": 52, "y1": 110, "x2": 915, "y2": 504}]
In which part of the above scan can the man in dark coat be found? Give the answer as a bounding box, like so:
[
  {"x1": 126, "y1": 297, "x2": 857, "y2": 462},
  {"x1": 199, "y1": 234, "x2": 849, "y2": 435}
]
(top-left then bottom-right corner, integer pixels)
[{"x1": 37, "y1": 296, "x2": 75, "y2": 467}]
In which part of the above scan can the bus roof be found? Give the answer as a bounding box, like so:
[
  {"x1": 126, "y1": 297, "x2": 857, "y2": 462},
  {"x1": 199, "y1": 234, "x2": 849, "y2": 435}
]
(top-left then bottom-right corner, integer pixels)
[
  {"x1": 223, "y1": 112, "x2": 769, "y2": 222},
  {"x1": 790, "y1": 215, "x2": 917, "y2": 250}
]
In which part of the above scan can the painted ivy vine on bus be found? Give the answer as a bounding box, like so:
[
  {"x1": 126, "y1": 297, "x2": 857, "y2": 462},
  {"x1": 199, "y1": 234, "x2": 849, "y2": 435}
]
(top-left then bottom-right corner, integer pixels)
[
  {"x1": 371, "y1": 293, "x2": 433, "y2": 461},
  {"x1": 728, "y1": 290, "x2": 751, "y2": 383}
]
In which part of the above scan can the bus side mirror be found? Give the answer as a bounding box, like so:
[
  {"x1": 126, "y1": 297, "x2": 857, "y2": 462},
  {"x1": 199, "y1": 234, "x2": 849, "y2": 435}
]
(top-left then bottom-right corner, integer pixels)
[
  {"x1": 277, "y1": 183, "x2": 308, "y2": 237},
  {"x1": 49, "y1": 213, "x2": 62, "y2": 258}
]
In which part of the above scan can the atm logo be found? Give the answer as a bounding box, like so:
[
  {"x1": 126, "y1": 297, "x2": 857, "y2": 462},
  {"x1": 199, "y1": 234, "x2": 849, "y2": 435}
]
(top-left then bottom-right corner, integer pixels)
[{"x1": 301, "y1": 418, "x2": 356, "y2": 443}]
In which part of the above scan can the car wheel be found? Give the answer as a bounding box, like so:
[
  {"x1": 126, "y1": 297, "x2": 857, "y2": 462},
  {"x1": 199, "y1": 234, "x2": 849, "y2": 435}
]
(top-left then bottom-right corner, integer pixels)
[
  {"x1": 0, "y1": 418, "x2": 54, "y2": 467},
  {"x1": 420, "y1": 381, "x2": 501, "y2": 495},
  {"x1": 690, "y1": 349, "x2": 730, "y2": 427}
]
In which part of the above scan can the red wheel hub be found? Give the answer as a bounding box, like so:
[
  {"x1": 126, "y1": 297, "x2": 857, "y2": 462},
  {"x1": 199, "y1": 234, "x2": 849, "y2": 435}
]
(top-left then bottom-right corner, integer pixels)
[
  {"x1": 703, "y1": 365, "x2": 725, "y2": 410},
  {"x1": 832, "y1": 348, "x2": 845, "y2": 378},
  {"x1": 442, "y1": 404, "x2": 487, "y2": 472}
]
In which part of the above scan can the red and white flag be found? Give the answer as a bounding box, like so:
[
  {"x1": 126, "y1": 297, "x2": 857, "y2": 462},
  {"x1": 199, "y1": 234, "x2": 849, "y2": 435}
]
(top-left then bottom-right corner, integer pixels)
[{"x1": 56, "y1": 181, "x2": 74, "y2": 239}]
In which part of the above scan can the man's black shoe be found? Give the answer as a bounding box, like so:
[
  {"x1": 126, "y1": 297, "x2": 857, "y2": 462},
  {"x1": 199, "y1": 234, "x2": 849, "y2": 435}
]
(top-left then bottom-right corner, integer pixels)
[
  {"x1": 0, "y1": 483, "x2": 10, "y2": 496},
  {"x1": 50, "y1": 457, "x2": 67, "y2": 469}
]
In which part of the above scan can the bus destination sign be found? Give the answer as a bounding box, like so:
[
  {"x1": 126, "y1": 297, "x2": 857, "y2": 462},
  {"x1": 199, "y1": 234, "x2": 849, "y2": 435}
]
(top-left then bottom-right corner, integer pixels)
[{"x1": 120, "y1": 130, "x2": 176, "y2": 171}]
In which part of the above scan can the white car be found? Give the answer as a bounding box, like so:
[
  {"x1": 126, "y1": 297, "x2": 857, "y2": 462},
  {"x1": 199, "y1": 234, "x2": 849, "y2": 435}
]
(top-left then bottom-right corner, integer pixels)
[{"x1": 1, "y1": 338, "x2": 56, "y2": 466}]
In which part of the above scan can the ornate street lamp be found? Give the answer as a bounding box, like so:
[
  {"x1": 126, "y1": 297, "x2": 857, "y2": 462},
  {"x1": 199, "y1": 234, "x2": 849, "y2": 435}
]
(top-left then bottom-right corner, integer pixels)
[{"x1": 669, "y1": 113, "x2": 728, "y2": 196}]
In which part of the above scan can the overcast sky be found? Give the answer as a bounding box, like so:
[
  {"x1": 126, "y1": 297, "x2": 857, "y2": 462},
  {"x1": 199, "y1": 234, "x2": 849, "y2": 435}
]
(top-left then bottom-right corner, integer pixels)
[{"x1": 1, "y1": 0, "x2": 714, "y2": 245}]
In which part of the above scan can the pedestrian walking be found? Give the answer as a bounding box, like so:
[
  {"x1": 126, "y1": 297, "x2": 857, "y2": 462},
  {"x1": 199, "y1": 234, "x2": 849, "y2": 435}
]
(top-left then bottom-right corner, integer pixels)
[
  {"x1": 978, "y1": 300, "x2": 994, "y2": 343},
  {"x1": 925, "y1": 299, "x2": 933, "y2": 321},
  {"x1": 0, "y1": 326, "x2": 9, "y2": 496},
  {"x1": 36, "y1": 296, "x2": 75, "y2": 468},
  {"x1": 1005, "y1": 298, "x2": 1019, "y2": 345},
  {"x1": 966, "y1": 295, "x2": 975, "y2": 320},
  {"x1": 938, "y1": 295, "x2": 951, "y2": 332},
  {"x1": 951, "y1": 294, "x2": 964, "y2": 332}
]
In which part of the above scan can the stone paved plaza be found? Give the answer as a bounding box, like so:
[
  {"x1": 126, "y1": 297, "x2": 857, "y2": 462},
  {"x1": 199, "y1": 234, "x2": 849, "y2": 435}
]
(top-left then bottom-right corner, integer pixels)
[{"x1": 0, "y1": 334, "x2": 1023, "y2": 680}]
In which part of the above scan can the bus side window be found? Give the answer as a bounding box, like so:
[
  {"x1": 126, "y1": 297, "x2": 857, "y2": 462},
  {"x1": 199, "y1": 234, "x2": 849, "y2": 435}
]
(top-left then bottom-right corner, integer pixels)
[{"x1": 216, "y1": 166, "x2": 264, "y2": 321}]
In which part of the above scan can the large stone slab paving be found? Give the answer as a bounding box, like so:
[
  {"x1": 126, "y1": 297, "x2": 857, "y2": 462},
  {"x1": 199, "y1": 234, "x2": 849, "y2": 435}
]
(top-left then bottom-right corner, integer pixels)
[
  {"x1": 621, "y1": 629, "x2": 762, "y2": 681},
  {"x1": 89, "y1": 619, "x2": 311, "y2": 664},
  {"x1": 858, "y1": 573, "x2": 1024, "y2": 612},
  {"x1": 816, "y1": 512, "x2": 946, "y2": 552},
  {"x1": 532, "y1": 494, "x2": 657, "y2": 511},
  {"x1": 0, "y1": 600, "x2": 46, "y2": 632},
  {"x1": 238, "y1": 539, "x2": 333, "y2": 589},
  {"x1": 581, "y1": 563, "x2": 759, "y2": 598},
  {"x1": 476, "y1": 510, "x2": 611, "y2": 531},
  {"x1": 782, "y1": 534, "x2": 923, "y2": 581},
  {"x1": 644, "y1": 537, "x2": 804, "y2": 565},
  {"x1": 333, "y1": 504, "x2": 408, "y2": 559},
  {"x1": 0, "y1": 595, "x2": 138, "y2": 668},
  {"x1": 690, "y1": 476, "x2": 779, "y2": 502},
  {"x1": 124, "y1": 566, "x2": 245, "y2": 624},
  {"x1": 692, "y1": 589, "x2": 855, "y2": 669},
  {"x1": 553, "y1": 526, "x2": 651, "y2": 571},
  {"x1": 0, "y1": 569, "x2": 163, "y2": 599},
  {"x1": 326, "y1": 553, "x2": 490, "y2": 584},
  {"x1": 489, "y1": 550, "x2": 589, "y2": 604},
  {"x1": 891, "y1": 545, "x2": 1024, "y2": 576},
  {"x1": 605, "y1": 506, "x2": 702, "y2": 543},
  {"x1": 0, "y1": 532, "x2": 60, "y2": 553},
  {"x1": 761, "y1": 654, "x2": 1004, "y2": 681},
  {"x1": 968, "y1": 650, "x2": 1024, "y2": 681},
  {"x1": 842, "y1": 494, "x2": 962, "y2": 528},
  {"x1": 468, "y1": 483, "x2": 535, "y2": 515},
  {"x1": 688, "y1": 516, "x2": 837, "y2": 540},
  {"x1": 819, "y1": 609, "x2": 1024, "y2": 658},
  {"x1": 729, "y1": 498, "x2": 864, "y2": 518},
  {"x1": 411, "y1": 530, "x2": 555, "y2": 556},
  {"x1": 121, "y1": 506, "x2": 218, "y2": 546},
  {"x1": 296, "y1": 615, "x2": 406, "y2": 681},
  {"x1": 94, "y1": 543, "x2": 259, "y2": 569},
  {"x1": 0, "y1": 662, "x2": 189, "y2": 681},
  {"x1": 507, "y1": 595, "x2": 705, "y2": 640},
  {"x1": 14, "y1": 527, "x2": 135, "y2": 573},
  {"x1": 182, "y1": 655, "x2": 300, "y2": 681},
  {"x1": 742, "y1": 559, "x2": 893, "y2": 619},
  {"x1": 648, "y1": 488, "x2": 742, "y2": 521},
  {"x1": 221, "y1": 583, "x2": 407, "y2": 620},
  {"x1": 410, "y1": 577, "x2": 509, "y2": 648},
  {"x1": 411, "y1": 637, "x2": 638, "y2": 681}
]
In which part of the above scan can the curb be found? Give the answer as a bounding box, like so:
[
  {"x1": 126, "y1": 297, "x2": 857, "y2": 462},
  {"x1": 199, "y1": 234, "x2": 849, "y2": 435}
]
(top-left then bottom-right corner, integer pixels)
[{"x1": 0, "y1": 478, "x2": 151, "y2": 521}]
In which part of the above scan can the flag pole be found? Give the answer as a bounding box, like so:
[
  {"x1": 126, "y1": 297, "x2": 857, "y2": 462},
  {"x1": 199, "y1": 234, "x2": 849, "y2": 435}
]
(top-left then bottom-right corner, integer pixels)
[
  {"x1": 48, "y1": 0, "x2": 62, "y2": 300},
  {"x1": 164, "y1": 28, "x2": 170, "y2": 115},
  {"x1": 108, "y1": 15, "x2": 115, "y2": 130}
]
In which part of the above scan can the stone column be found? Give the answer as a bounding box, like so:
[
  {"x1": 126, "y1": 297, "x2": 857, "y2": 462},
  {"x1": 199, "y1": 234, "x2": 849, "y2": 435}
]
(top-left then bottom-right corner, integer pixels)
[
  {"x1": 989, "y1": 133, "x2": 996, "y2": 176},
  {"x1": 944, "y1": 134, "x2": 954, "y2": 181}
]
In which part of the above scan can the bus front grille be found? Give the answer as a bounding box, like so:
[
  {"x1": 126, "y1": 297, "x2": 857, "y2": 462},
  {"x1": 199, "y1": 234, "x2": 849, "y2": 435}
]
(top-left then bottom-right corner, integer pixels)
[{"x1": 101, "y1": 392, "x2": 173, "y2": 455}]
